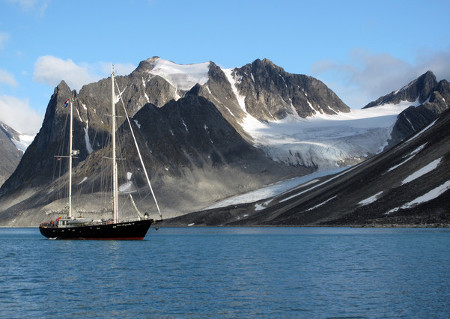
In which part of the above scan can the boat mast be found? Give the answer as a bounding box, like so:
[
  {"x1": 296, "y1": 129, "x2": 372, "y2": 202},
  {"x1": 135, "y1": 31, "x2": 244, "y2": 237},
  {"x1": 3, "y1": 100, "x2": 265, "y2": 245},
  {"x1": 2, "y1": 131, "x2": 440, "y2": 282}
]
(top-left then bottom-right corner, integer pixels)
[
  {"x1": 68, "y1": 99, "x2": 73, "y2": 219},
  {"x1": 112, "y1": 67, "x2": 119, "y2": 223}
]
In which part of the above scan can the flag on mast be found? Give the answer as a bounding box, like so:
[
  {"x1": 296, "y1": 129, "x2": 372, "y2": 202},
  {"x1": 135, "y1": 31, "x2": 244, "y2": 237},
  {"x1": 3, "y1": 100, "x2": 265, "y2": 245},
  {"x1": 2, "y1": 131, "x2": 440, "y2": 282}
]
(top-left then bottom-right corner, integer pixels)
[{"x1": 64, "y1": 99, "x2": 70, "y2": 108}]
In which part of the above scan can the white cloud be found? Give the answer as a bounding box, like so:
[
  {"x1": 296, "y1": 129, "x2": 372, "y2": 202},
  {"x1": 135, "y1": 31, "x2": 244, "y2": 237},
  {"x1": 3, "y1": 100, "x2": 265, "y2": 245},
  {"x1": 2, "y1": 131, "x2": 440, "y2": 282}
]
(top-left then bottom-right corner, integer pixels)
[
  {"x1": 33, "y1": 56, "x2": 136, "y2": 91},
  {"x1": 311, "y1": 48, "x2": 450, "y2": 108},
  {"x1": 7, "y1": 0, "x2": 50, "y2": 16},
  {"x1": 0, "y1": 95, "x2": 43, "y2": 134},
  {"x1": 0, "y1": 69, "x2": 18, "y2": 86},
  {"x1": 33, "y1": 56, "x2": 100, "y2": 91}
]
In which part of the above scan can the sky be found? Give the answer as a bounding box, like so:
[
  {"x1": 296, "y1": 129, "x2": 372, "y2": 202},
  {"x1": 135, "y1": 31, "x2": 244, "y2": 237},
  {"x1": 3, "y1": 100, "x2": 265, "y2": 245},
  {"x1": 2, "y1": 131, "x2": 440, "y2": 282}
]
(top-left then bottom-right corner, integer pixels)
[{"x1": 0, "y1": 0, "x2": 449, "y2": 134}]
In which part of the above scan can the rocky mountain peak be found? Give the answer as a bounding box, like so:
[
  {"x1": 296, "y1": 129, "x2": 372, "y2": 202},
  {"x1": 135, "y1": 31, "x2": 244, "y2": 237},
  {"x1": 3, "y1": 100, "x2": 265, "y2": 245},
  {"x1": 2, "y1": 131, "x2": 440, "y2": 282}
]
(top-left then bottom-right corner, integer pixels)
[
  {"x1": 364, "y1": 71, "x2": 438, "y2": 108},
  {"x1": 415, "y1": 71, "x2": 437, "y2": 103},
  {"x1": 0, "y1": 121, "x2": 20, "y2": 141},
  {"x1": 56, "y1": 80, "x2": 72, "y2": 93},
  {"x1": 134, "y1": 56, "x2": 161, "y2": 73},
  {"x1": 232, "y1": 58, "x2": 349, "y2": 121}
]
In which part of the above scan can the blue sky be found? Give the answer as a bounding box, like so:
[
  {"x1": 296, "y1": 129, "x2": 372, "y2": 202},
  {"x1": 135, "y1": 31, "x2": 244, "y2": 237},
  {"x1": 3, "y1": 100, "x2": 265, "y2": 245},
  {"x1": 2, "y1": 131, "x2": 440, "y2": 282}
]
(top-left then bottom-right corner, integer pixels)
[{"x1": 0, "y1": 0, "x2": 449, "y2": 133}]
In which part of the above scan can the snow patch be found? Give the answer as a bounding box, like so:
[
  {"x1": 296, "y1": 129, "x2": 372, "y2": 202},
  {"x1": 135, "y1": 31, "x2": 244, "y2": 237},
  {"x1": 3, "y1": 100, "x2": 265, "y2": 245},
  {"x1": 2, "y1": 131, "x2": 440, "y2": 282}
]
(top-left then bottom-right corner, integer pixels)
[
  {"x1": 359, "y1": 191, "x2": 383, "y2": 206},
  {"x1": 134, "y1": 119, "x2": 141, "y2": 129},
  {"x1": 222, "y1": 67, "x2": 267, "y2": 133},
  {"x1": 401, "y1": 158, "x2": 442, "y2": 185},
  {"x1": 408, "y1": 143, "x2": 427, "y2": 157},
  {"x1": 148, "y1": 58, "x2": 210, "y2": 91},
  {"x1": 182, "y1": 119, "x2": 189, "y2": 132},
  {"x1": 119, "y1": 172, "x2": 136, "y2": 193},
  {"x1": 386, "y1": 156, "x2": 414, "y2": 173},
  {"x1": 141, "y1": 77, "x2": 150, "y2": 102},
  {"x1": 84, "y1": 121, "x2": 93, "y2": 154},
  {"x1": 255, "y1": 204, "x2": 266, "y2": 211},
  {"x1": 408, "y1": 119, "x2": 438, "y2": 143},
  {"x1": 11, "y1": 134, "x2": 35, "y2": 152},
  {"x1": 305, "y1": 196, "x2": 337, "y2": 211},
  {"x1": 76, "y1": 107, "x2": 82, "y2": 122},
  {"x1": 385, "y1": 143, "x2": 427, "y2": 173},
  {"x1": 386, "y1": 180, "x2": 450, "y2": 215},
  {"x1": 114, "y1": 86, "x2": 126, "y2": 105}
]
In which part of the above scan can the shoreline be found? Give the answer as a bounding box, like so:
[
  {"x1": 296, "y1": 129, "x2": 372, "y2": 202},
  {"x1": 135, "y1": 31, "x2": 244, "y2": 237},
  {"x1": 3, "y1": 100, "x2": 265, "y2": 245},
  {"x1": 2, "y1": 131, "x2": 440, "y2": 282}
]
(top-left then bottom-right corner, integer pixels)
[{"x1": 1, "y1": 223, "x2": 449, "y2": 229}]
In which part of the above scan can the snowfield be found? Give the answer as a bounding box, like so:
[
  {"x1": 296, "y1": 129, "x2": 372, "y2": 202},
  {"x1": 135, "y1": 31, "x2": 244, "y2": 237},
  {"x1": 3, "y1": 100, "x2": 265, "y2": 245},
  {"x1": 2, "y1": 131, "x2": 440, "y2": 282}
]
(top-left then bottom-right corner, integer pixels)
[
  {"x1": 147, "y1": 58, "x2": 210, "y2": 91},
  {"x1": 239, "y1": 103, "x2": 418, "y2": 168}
]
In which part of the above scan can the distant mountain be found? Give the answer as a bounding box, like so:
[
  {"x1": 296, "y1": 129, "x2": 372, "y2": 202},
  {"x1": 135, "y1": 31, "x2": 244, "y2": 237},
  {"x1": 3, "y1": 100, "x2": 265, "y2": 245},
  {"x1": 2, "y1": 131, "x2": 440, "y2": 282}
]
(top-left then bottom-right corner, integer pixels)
[
  {"x1": 165, "y1": 107, "x2": 450, "y2": 227},
  {"x1": 0, "y1": 121, "x2": 34, "y2": 187},
  {"x1": 363, "y1": 71, "x2": 450, "y2": 147}
]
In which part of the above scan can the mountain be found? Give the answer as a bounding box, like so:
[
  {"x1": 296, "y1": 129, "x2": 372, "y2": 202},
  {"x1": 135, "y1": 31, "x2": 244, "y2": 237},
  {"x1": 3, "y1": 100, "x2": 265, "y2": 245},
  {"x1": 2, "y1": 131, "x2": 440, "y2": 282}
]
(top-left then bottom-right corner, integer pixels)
[
  {"x1": 0, "y1": 121, "x2": 34, "y2": 187},
  {"x1": 0, "y1": 58, "x2": 448, "y2": 226},
  {"x1": 164, "y1": 107, "x2": 450, "y2": 227},
  {"x1": 0, "y1": 66, "x2": 309, "y2": 225},
  {"x1": 363, "y1": 71, "x2": 450, "y2": 147}
]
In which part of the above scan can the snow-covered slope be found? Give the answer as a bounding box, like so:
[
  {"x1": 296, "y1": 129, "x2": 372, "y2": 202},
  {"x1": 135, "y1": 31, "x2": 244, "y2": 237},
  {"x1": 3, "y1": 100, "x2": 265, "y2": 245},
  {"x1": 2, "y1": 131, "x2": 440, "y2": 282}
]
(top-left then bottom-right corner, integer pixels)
[
  {"x1": 147, "y1": 58, "x2": 210, "y2": 91},
  {"x1": 222, "y1": 65, "x2": 419, "y2": 168}
]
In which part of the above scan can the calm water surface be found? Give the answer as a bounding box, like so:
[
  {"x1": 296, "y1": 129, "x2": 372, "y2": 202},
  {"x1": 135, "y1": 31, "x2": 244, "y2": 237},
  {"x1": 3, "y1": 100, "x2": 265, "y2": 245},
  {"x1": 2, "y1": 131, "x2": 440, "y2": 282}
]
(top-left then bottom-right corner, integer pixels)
[{"x1": 0, "y1": 227, "x2": 449, "y2": 318}]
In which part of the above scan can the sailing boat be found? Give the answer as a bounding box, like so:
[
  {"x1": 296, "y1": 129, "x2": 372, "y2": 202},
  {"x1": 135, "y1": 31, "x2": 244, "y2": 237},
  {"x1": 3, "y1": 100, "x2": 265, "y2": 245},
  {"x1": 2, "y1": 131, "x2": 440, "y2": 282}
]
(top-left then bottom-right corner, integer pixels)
[{"x1": 39, "y1": 68, "x2": 160, "y2": 240}]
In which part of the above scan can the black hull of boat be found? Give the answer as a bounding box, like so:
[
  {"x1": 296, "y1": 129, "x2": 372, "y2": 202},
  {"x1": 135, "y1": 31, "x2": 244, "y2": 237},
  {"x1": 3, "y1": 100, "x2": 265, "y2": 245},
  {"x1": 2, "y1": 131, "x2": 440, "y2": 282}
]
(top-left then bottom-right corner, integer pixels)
[{"x1": 39, "y1": 219, "x2": 154, "y2": 240}]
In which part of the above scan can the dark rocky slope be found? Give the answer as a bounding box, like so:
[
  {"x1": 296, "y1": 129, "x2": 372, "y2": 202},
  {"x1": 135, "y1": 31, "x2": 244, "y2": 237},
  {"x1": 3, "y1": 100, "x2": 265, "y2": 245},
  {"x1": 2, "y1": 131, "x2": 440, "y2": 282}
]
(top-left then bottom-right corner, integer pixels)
[{"x1": 164, "y1": 107, "x2": 450, "y2": 227}]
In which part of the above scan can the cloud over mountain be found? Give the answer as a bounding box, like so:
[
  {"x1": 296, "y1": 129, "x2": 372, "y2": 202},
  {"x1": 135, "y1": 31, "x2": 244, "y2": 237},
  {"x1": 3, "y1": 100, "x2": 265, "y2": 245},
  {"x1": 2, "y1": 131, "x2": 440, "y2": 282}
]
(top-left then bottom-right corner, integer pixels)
[
  {"x1": 0, "y1": 95, "x2": 42, "y2": 134},
  {"x1": 33, "y1": 55, "x2": 136, "y2": 91},
  {"x1": 33, "y1": 56, "x2": 99, "y2": 91},
  {"x1": 312, "y1": 48, "x2": 450, "y2": 108}
]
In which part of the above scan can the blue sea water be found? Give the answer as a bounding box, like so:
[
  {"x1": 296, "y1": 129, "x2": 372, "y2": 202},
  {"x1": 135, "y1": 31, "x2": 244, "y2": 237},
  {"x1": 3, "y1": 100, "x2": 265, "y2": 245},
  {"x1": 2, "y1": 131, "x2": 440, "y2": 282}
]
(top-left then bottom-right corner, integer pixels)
[{"x1": 0, "y1": 227, "x2": 449, "y2": 318}]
